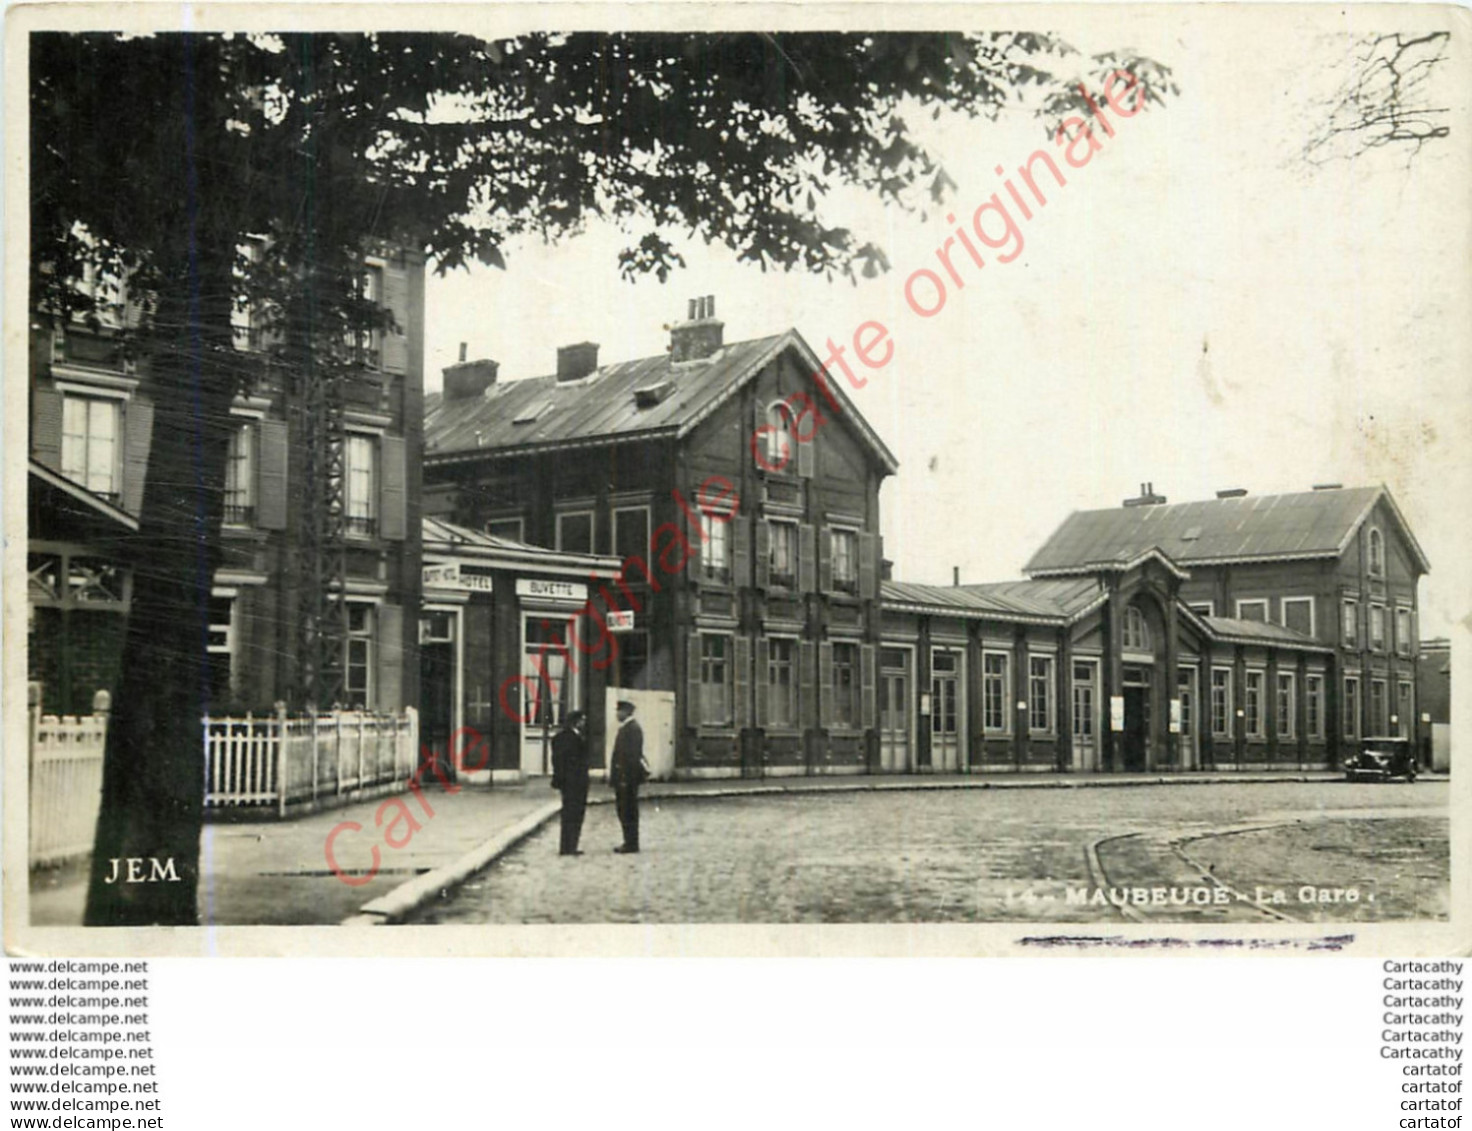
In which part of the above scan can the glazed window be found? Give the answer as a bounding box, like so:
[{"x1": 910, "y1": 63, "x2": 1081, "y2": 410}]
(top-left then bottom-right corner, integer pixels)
[
  {"x1": 1244, "y1": 670, "x2": 1265, "y2": 738},
  {"x1": 224, "y1": 422, "x2": 256, "y2": 525},
  {"x1": 983, "y1": 652, "x2": 1010, "y2": 733},
  {"x1": 1342, "y1": 599, "x2": 1359, "y2": 648},
  {"x1": 1276, "y1": 672, "x2": 1296, "y2": 740},
  {"x1": 61, "y1": 394, "x2": 121, "y2": 501},
  {"x1": 1028, "y1": 655, "x2": 1055, "y2": 733},
  {"x1": 1210, "y1": 669, "x2": 1232, "y2": 736},
  {"x1": 344, "y1": 434, "x2": 378, "y2": 536},
  {"x1": 1122, "y1": 606, "x2": 1150, "y2": 651},
  {"x1": 1305, "y1": 675, "x2": 1324, "y2": 740}
]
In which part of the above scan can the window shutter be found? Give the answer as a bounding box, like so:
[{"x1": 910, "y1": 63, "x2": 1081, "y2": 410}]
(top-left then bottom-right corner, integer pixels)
[
  {"x1": 861, "y1": 644, "x2": 877, "y2": 730},
  {"x1": 376, "y1": 603, "x2": 403, "y2": 713},
  {"x1": 380, "y1": 259, "x2": 410, "y2": 374},
  {"x1": 818, "y1": 529, "x2": 834, "y2": 593},
  {"x1": 819, "y1": 641, "x2": 834, "y2": 729},
  {"x1": 859, "y1": 533, "x2": 878, "y2": 599},
  {"x1": 686, "y1": 633, "x2": 703, "y2": 728},
  {"x1": 796, "y1": 431, "x2": 815, "y2": 478},
  {"x1": 121, "y1": 399, "x2": 153, "y2": 515},
  {"x1": 755, "y1": 520, "x2": 771, "y2": 590},
  {"x1": 799, "y1": 641, "x2": 817, "y2": 730},
  {"x1": 731, "y1": 516, "x2": 750, "y2": 588},
  {"x1": 686, "y1": 510, "x2": 702, "y2": 585},
  {"x1": 32, "y1": 388, "x2": 63, "y2": 470},
  {"x1": 755, "y1": 637, "x2": 770, "y2": 728},
  {"x1": 379, "y1": 435, "x2": 407, "y2": 541},
  {"x1": 734, "y1": 635, "x2": 751, "y2": 730},
  {"x1": 256, "y1": 419, "x2": 289, "y2": 530},
  {"x1": 798, "y1": 524, "x2": 816, "y2": 593}
]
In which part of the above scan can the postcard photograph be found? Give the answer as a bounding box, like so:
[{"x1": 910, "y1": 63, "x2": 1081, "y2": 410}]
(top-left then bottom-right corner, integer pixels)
[{"x1": 8, "y1": 3, "x2": 1468, "y2": 954}]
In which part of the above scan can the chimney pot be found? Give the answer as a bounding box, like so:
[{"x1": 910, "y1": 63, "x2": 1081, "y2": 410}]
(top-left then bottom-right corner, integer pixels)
[
  {"x1": 458, "y1": 341, "x2": 467, "y2": 363},
  {"x1": 670, "y1": 296, "x2": 725, "y2": 362},
  {"x1": 953, "y1": 566, "x2": 960, "y2": 587},
  {"x1": 1216, "y1": 488, "x2": 1248, "y2": 499}
]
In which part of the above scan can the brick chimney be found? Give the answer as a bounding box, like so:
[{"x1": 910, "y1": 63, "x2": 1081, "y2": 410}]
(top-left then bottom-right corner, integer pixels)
[
  {"x1": 670, "y1": 295, "x2": 724, "y2": 362},
  {"x1": 557, "y1": 341, "x2": 600, "y2": 382},
  {"x1": 443, "y1": 351, "x2": 499, "y2": 401}
]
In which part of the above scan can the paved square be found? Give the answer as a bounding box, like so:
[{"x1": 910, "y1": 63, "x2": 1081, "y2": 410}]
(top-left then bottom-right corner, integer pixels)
[{"x1": 409, "y1": 780, "x2": 1449, "y2": 925}]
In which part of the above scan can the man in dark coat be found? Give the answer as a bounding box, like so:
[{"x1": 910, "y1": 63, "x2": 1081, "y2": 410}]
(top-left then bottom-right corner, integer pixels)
[
  {"x1": 551, "y1": 710, "x2": 589, "y2": 856},
  {"x1": 609, "y1": 699, "x2": 647, "y2": 853}
]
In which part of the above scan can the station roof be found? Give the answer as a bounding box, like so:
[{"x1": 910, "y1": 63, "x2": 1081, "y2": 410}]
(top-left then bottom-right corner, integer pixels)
[
  {"x1": 1025, "y1": 486, "x2": 1429, "y2": 575},
  {"x1": 423, "y1": 328, "x2": 898, "y2": 473},
  {"x1": 422, "y1": 516, "x2": 622, "y2": 579},
  {"x1": 881, "y1": 576, "x2": 1106, "y2": 625},
  {"x1": 1197, "y1": 614, "x2": 1333, "y2": 653}
]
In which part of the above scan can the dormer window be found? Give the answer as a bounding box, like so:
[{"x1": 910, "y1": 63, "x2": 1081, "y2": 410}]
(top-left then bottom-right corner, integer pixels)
[{"x1": 1368, "y1": 527, "x2": 1384, "y2": 577}]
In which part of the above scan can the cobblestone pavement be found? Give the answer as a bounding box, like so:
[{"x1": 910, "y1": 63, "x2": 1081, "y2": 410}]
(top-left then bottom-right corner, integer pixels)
[{"x1": 409, "y1": 780, "x2": 1449, "y2": 925}]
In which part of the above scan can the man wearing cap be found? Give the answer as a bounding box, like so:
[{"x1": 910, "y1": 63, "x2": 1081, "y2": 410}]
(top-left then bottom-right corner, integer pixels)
[
  {"x1": 609, "y1": 699, "x2": 647, "y2": 853},
  {"x1": 551, "y1": 710, "x2": 589, "y2": 856}
]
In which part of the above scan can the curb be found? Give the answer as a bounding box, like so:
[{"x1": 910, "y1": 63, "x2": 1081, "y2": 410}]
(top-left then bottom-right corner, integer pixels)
[{"x1": 342, "y1": 800, "x2": 561, "y2": 926}]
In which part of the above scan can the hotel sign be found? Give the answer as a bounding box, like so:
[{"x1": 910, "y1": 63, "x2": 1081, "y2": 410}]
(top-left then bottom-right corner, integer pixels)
[
  {"x1": 422, "y1": 561, "x2": 494, "y2": 593},
  {"x1": 516, "y1": 578, "x2": 588, "y2": 603}
]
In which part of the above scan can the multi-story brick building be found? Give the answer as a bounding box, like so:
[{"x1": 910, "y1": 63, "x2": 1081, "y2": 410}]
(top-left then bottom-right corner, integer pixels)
[
  {"x1": 423, "y1": 298, "x2": 897, "y2": 777},
  {"x1": 28, "y1": 244, "x2": 428, "y2": 718}
]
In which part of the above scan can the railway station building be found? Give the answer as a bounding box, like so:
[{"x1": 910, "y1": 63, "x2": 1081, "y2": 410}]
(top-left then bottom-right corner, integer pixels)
[{"x1": 426, "y1": 299, "x2": 1429, "y2": 779}]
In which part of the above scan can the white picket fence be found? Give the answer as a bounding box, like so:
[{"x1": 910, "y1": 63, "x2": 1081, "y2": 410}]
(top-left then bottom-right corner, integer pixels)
[
  {"x1": 204, "y1": 707, "x2": 419, "y2": 815},
  {"x1": 28, "y1": 696, "x2": 420, "y2": 867},
  {"x1": 29, "y1": 694, "x2": 109, "y2": 867}
]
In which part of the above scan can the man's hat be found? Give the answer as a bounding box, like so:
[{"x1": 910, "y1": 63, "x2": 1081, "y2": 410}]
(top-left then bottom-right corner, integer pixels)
[{"x1": 616, "y1": 699, "x2": 635, "y2": 710}]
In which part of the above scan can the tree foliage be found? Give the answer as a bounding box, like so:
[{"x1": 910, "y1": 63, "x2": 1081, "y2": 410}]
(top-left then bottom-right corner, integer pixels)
[{"x1": 30, "y1": 30, "x2": 1175, "y2": 924}]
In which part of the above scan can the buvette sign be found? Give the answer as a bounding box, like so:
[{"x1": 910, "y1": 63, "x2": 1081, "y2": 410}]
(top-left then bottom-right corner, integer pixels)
[{"x1": 516, "y1": 578, "x2": 587, "y2": 602}]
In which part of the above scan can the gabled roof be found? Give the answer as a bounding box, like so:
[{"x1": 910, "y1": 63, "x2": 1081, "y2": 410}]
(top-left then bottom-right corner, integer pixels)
[
  {"x1": 881, "y1": 576, "x2": 1105, "y2": 625},
  {"x1": 1025, "y1": 486, "x2": 1429, "y2": 576},
  {"x1": 423, "y1": 329, "x2": 898, "y2": 473}
]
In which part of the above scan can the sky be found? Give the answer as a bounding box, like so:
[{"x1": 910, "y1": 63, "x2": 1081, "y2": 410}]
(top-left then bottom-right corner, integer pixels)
[{"x1": 421, "y1": 10, "x2": 1471, "y2": 638}]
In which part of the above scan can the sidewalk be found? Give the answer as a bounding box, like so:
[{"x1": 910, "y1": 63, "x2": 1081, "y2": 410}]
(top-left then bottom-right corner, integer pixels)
[
  {"x1": 28, "y1": 769, "x2": 1443, "y2": 927},
  {"x1": 29, "y1": 779, "x2": 559, "y2": 927}
]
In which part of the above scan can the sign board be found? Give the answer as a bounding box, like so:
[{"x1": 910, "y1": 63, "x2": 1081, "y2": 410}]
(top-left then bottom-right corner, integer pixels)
[
  {"x1": 422, "y1": 561, "x2": 494, "y2": 593},
  {"x1": 516, "y1": 578, "x2": 588, "y2": 603},
  {"x1": 606, "y1": 610, "x2": 635, "y2": 633},
  {"x1": 1169, "y1": 697, "x2": 1181, "y2": 734},
  {"x1": 1109, "y1": 695, "x2": 1125, "y2": 732},
  {"x1": 919, "y1": 692, "x2": 932, "y2": 717},
  {"x1": 422, "y1": 562, "x2": 460, "y2": 588}
]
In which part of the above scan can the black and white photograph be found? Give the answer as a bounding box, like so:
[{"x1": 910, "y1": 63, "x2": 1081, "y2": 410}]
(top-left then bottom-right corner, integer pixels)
[{"x1": 8, "y1": 4, "x2": 1468, "y2": 952}]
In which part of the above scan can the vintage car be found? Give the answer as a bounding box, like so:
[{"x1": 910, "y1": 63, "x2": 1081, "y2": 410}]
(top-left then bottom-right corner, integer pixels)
[{"x1": 1343, "y1": 736, "x2": 1418, "y2": 782}]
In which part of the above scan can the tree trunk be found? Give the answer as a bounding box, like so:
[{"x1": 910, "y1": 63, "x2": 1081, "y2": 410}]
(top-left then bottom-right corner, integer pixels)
[{"x1": 84, "y1": 246, "x2": 238, "y2": 926}]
